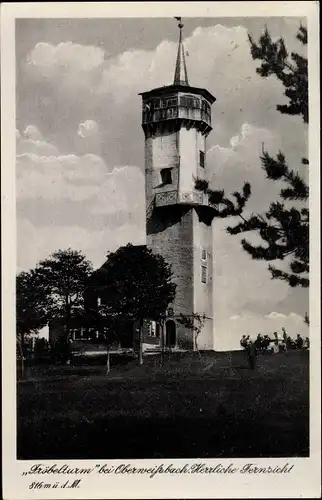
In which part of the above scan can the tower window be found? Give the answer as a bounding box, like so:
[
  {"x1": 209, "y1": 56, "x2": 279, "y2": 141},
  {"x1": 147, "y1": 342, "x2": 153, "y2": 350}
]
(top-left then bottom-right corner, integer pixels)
[
  {"x1": 199, "y1": 151, "x2": 205, "y2": 168},
  {"x1": 201, "y1": 249, "x2": 207, "y2": 261},
  {"x1": 160, "y1": 168, "x2": 172, "y2": 185},
  {"x1": 167, "y1": 108, "x2": 177, "y2": 119},
  {"x1": 201, "y1": 265, "x2": 207, "y2": 284},
  {"x1": 194, "y1": 98, "x2": 201, "y2": 108},
  {"x1": 167, "y1": 97, "x2": 178, "y2": 107}
]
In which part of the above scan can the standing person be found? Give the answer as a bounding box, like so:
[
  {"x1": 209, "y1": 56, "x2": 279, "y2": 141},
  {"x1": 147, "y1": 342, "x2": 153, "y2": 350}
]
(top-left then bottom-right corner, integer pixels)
[
  {"x1": 304, "y1": 337, "x2": 310, "y2": 349},
  {"x1": 255, "y1": 333, "x2": 263, "y2": 351},
  {"x1": 240, "y1": 335, "x2": 247, "y2": 349},
  {"x1": 247, "y1": 340, "x2": 257, "y2": 369},
  {"x1": 286, "y1": 335, "x2": 293, "y2": 350},
  {"x1": 280, "y1": 338, "x2": 287, "y2": 352},
  {"x1": 296, "y1": 334, "x2": 303, "y2": 349},
  {"x1": 272, "y1": 340, "x2": 279, "y2": 354},
  {"x1": 263, "y1": 335, "x2": 270, "y2": 351},
  {"x1": 282, "y1": 327, "x2": 288, "y2": 343}
]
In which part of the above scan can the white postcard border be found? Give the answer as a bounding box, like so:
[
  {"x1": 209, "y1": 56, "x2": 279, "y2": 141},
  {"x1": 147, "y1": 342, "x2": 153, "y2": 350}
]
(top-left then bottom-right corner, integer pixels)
[{"x1": 1, "y1": 2, "x2": 320, "y2": 499}]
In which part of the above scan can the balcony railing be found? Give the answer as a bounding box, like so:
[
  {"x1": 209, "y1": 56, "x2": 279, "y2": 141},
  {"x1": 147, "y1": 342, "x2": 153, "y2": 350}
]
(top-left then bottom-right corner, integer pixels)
[
  {"x1": 154, "y1": 190, "x2": 209, "y2": 207},
  {"x1": 142, "y1": 106, "x2": 211, "y2": 125},
  {"x1": 155, "y1": 191, "x2": 178, "y2": 207}
]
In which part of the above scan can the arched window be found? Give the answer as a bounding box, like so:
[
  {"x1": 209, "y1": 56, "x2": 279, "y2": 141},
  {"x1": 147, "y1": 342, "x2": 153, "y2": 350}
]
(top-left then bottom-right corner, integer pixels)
[{"x1": 149, "y1": 320, "x2": 157, "y2": 337}]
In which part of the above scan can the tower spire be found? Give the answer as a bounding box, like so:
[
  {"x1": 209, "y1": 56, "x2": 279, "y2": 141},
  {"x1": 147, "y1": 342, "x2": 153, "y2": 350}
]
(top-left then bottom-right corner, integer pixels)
[{"x1": 173, "y1": 17, "x2": 189, "y2": 86}]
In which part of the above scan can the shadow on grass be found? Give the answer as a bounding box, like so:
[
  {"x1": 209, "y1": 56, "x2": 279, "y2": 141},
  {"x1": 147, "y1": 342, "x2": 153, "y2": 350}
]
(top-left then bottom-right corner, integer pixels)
[
  {"x1": 17, "y1": 351, "x2": 309, "y2": 459},
  {"x1": 17, "y1": 412, "x2": 309, "y2": 460}
]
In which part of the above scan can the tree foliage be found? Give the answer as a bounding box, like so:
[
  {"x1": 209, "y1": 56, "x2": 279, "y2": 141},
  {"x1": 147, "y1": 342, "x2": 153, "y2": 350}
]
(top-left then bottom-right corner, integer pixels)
[
  {"x1": 16, "y1": 270, "x2": 49, "y2": 372},
  {"x1": 177, "y1": 312, "x2": 206, "y2": 352},
  {"x1": 196, "y1": 25, "x2": 309, "y2": 289},
  {"x1": 88, "y1": 244, "x2": 176, "y2": 363},
  {"x1": 249, "y1": 25, "x2": 308, "y2": 123},
  {"x1": 91, "y1": 244, "x2": 176, "y2": 324},
  {"x1": 35, "y1": 248, "x2": 93, "y2": 336},
  {"x1": 16, "y1": 270, "x2": 49, "y2": 337}
]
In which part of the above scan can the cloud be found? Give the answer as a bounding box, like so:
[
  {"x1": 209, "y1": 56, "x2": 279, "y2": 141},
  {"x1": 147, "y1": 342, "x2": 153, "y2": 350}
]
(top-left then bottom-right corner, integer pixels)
[
  {"x1": 21, "y1": 23, "x2": 307, "y2": 168},
  {"x1": 16, "y1": 154, "x2": 144, "y2": 227},
  {"x1": 16, "y1": 125, "x2": 60, "y2": 156},
  {"x1": 27, "y1": 42, "x2": 105, "y2": 74},
  {"x1": 23, "y1": 25, "x2": 274, "y2": 106},
  {"x1": 209, "y1": 123, "x2": 300, "y2": 322},
  {"x1": 91, "y1": 165, "x2": 144, "y2": 218},
  {"x1": 17, "y1": 218, "x2": 145, "y2": 273},
  {"x1": 77, "y1": 119, "x2": 99, "y2": 138},
  {"x1": 216, "y1": 311, "x2": 308, "y2": 351},
  {"x1": 16, "y1": 129, "x2": 145, "y2": 270},
  {"x1": 16, "y1": 152, "x2": 109, "y2": 202},
  {"x1": 265, "y1": 312, "x2": 288, "y2": 320},
  {"x1": 25, "y1": 26, "x2": 262, "y2": 104},
  {"x1": 17, "y1": 125, "x2": 144, "y2": 213},
  {"x1": 264, "y1": 312, "x2": 305, "y2": 322},
  {"x1": 208, "y1": 121, "x2": 308, "y2": 339},
  {"x1": 207, "y1": 122, "x2": 285, "y2": 213},
  {"x1": 23, "y1": 124, "x2": 43, "y2": 141},
  {"x1": 229, "y1": 314, "x2": 254, "y2": 321}
]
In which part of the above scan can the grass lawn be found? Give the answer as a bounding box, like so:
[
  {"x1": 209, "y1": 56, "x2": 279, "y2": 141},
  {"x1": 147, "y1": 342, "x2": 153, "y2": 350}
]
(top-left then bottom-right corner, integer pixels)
[{"x1": 17, "y1": 349, "x2": 309, "y2": 459}]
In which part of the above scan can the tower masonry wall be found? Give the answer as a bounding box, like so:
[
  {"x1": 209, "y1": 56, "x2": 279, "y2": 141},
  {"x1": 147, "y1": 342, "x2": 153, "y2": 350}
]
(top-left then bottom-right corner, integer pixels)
[
  {"x1": 146, "y1": 207, "x2": 195, "y2": 350},
  {"x1": 143, "y1": 91, "x2": 214, "y2": 350},
  {"x1": 146, "y1": 206, "x2": 214, "y2": 350},
  {"x1": 179, "y1": 127, "x2": 197, "y2": 196},
  {"x1": 192, "y1": 209, "x2": 214, "y2": 349}
]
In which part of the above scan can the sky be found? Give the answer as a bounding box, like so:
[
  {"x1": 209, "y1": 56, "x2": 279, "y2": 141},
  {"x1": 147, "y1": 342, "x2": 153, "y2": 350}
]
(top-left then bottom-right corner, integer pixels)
[{"x1": 16, "y1": 17, "x2": 309, "y2": 349}]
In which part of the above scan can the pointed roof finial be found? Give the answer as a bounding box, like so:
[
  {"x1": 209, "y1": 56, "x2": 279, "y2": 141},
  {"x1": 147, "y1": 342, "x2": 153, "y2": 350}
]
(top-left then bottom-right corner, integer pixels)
[{"x1": 173, "y1": 17, "x2": 189, "y2": 86}]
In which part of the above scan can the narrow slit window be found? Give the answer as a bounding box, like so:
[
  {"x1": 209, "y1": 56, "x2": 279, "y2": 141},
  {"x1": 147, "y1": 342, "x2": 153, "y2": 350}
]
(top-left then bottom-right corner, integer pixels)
[
  {"x1": 199, "y1": 150, "x2": 205, "y2": 168},
  {"x1": 160, "y1": 168, "x2": 172, "y2": 185},
  {"x1": 201, "y1": 265, "x2": 207, "y2": 284},
  {"x1": 201, "y1": 249, "x2": 207, "y2": 261}
]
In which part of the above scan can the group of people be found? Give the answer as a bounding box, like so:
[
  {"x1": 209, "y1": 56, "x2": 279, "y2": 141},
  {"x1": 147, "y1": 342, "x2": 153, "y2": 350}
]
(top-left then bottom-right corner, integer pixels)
[
  {"x1": 240, "y1": 328, "x2": 309, "y2": 355},
  {"x1": 239, "y1": 328, "x2": 309, "y2": 370}
]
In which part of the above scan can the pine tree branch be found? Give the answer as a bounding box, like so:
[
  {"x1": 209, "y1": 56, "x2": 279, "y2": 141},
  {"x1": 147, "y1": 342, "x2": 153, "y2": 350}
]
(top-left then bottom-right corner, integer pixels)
[
  {"x1": 248, "y1": 30, "x2": 308, "y2": 81},
  {"x1": 268, "y1": 265, "x2": 309, "y2": 288}
]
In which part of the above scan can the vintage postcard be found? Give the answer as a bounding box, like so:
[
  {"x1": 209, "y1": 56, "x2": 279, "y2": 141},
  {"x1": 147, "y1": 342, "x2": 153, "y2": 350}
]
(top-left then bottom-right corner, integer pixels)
[{"x1": 1, "y1": 1, "x2": 320, "y2": 498}]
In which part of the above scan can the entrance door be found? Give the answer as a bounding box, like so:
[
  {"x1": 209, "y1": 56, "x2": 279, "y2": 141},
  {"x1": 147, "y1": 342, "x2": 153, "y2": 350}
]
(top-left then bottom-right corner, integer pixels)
[
  {"x1": 120, "y1": 321, "x2": 134, "y2": 348},
  {"x1": 165, "y1": 320, "x2": 176, "y2": 347}
]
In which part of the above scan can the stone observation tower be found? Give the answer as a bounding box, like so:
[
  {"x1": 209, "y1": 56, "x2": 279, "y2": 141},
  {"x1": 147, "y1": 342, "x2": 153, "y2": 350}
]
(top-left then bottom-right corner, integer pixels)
[{"x1": 140, "y1": 18, "x2": 216, "y2": 350}]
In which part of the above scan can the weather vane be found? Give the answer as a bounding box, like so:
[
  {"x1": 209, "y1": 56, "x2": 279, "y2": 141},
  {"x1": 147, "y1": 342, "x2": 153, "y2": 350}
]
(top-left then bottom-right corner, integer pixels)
[{"x1": 174, "y1": 16, "x2": 184, "y2": 29}]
